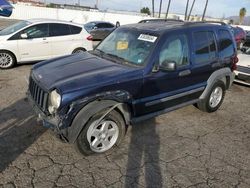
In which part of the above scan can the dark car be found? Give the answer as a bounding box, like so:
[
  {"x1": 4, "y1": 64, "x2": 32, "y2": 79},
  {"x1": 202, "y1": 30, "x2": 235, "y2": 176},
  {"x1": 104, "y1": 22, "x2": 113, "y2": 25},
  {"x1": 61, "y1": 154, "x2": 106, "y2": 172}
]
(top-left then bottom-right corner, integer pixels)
[
  {"x1": 232, "y1": 26, "x2": 246, "y2": 48},
  {"x1": 243, "y1": 31, "x2": 250, "y2": 47},
  {"x1": 138, "y1": 18, "x2": 183, "y2": 23},
  {"x1": 27, "y1": 21, "x2": 237, "y2": 155},
  {"x1": 84, "y1": 21, "x2": 116, "y2": 41}
]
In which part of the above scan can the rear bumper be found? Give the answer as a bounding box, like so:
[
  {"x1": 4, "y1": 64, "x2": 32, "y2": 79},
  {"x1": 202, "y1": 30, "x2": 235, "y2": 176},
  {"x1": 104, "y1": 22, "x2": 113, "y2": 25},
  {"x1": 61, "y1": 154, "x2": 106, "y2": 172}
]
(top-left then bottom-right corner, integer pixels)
[{"x1": 234, "y1": 68, "x2": 250, "y2": 86}]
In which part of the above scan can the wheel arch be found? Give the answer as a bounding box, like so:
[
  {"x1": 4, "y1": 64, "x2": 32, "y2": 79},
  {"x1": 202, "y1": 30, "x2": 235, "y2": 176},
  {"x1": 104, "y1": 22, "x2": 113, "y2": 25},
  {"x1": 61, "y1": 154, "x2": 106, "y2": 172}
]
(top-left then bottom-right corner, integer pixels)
[
  {"x1": 0, "y1": 49, "x2": 17, "y2": 63},
  {"x1": 200, "y1": 67, "x2": 234, "y2": 100},
  {"x1": 67, "y1": 99, "x2": 131, "y2": 144},
  {"x1": 72, "y1": 47, "x2": 87, "y2": 54}
]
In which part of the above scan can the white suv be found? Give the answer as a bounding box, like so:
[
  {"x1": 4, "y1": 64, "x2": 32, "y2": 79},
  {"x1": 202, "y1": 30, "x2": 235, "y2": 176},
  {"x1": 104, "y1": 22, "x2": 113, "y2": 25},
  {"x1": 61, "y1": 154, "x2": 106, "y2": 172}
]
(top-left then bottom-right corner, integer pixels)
[{"x1": 0, "y1": 19, "x2": 93, "y2": 69}]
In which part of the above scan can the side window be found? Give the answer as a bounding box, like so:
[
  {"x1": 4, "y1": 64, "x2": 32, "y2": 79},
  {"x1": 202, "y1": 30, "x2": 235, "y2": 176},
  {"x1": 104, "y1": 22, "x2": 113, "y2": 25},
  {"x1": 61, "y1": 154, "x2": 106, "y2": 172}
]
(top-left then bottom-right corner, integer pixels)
[
  {"x1": 159, "y1": 34, "x2": 189, "y2": 67},
  {"x1": 193, "y1": 31, "x2": 217, "y2": 64},
  {"x1": 49, "y1": 23, "x2": 71, "y2": 37},
  {"x1": 70, "y1": 25, "x2": 82, "y2": 34},
  {"x1": 15, "y1": 24, "x2": 49, "y2": 39},
  {"x1": 219, "y1": 30, "x2": 234, "y2": 58},
  {"x1": 104, "y1": 23, "x2": 115, "y2": 28},
  {"x1": 97, "y1": 23, "x2": 106, "y2": 28}
]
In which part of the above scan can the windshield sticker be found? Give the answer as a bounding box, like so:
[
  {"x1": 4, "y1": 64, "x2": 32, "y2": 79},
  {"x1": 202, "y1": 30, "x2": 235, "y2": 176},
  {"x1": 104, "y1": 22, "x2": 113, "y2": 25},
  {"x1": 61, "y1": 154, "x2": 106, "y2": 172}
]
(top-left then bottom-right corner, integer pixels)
[
  {"x1": 138, "y1": 34, "x2": 157, "y2": 43},
  {"x1": 116, "y1": 41, "x2": 129, "y2": 50}
]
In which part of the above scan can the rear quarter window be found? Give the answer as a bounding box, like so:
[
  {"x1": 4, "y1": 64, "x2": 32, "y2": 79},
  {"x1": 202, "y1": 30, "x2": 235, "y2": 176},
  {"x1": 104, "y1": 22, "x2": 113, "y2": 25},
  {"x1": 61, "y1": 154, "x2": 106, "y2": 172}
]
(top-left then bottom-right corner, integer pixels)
[{"x1": 218, "y1": 29, "x2": 235, "y2": 58}]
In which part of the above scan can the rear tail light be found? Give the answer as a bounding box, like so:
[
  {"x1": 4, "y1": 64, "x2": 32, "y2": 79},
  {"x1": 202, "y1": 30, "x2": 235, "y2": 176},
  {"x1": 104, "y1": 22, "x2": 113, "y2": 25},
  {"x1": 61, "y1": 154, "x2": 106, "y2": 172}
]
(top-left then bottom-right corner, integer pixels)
[
  {"x1": 87, "y1": 35, "x2": 93, "y2": 41},
  {"x1": 232, "y1": 55, "x2": 239, "y2": 71}
]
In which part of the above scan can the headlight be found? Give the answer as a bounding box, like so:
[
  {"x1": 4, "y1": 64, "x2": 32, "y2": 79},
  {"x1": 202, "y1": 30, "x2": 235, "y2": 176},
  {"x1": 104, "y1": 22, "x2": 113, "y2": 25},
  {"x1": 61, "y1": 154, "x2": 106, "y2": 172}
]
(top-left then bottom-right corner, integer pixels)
[{"x1": 48, "y1": 90, "x2": 61, "y2": 114}]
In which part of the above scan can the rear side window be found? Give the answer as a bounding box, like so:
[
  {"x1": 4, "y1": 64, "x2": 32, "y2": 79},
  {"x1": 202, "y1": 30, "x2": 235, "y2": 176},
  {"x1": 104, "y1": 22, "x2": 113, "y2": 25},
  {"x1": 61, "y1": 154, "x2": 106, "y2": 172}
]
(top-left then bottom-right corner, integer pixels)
[
  {"x1": 49, "y1": 23, "x2": 71, "y2": 37},
  {"x1": 104, "y1": 23, "x2": 115, "y2": 28},
  {"x1": 193, "y1": 31, "x2": 217, "y2": 64},
  {"x1": 218, "y1": 30, "x2": 234, "y2": 58},
  {"x1": 70, "y1": 25, "x2": 82, "y2": 34}
]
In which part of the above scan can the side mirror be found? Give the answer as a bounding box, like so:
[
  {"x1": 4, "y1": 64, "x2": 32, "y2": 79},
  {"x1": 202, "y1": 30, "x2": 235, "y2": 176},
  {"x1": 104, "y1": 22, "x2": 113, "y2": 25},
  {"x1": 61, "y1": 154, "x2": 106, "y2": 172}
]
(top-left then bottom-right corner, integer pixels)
[
  {"x1": 93, "y1": 26, "x2": 98, "y2": 30},
  {"x1": 159, "y1": 60, "x2": 177, "y2": 72},
  {"x1": 21, "y1": 33, "x2": 28, "y2": 39},
  {"x1": 116, "y1": 21, "x2": 120, "y2": 28}
]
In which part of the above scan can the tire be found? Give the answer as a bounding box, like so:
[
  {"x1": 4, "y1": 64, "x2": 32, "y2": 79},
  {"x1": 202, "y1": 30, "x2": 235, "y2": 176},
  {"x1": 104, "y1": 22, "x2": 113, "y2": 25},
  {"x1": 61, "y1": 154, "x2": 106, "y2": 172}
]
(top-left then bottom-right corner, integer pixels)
[
  {"x1": 0, "y1": 51, "x2": 16, "y2": 69},
  {"x1": 72, "y1": 48, "x2": 86, "y2": 54},
  {"x1": 74, "y1": 110, "x2": 126, "y2": 156},
  {"x1": 196, "y1": 80, "x2": 226, "y2": 113}
]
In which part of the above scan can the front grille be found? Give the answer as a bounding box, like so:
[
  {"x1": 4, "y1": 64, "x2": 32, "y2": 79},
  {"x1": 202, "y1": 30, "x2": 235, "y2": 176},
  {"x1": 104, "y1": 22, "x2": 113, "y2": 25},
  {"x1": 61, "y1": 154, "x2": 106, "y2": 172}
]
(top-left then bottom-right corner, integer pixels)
[
  {"x1": 29, "y1": 77, "x2": 49, "y2": 113},
  {"x1": 237, "y1": 65, "x2": 250, "y2": 74}
]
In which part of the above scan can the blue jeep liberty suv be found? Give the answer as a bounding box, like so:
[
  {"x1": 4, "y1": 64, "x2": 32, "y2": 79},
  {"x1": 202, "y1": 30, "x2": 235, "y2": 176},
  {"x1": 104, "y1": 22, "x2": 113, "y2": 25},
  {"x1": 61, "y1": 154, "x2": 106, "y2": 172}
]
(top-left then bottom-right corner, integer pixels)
[{"x1": 27, "y1": 21, "x2": 238, "y2": 155}]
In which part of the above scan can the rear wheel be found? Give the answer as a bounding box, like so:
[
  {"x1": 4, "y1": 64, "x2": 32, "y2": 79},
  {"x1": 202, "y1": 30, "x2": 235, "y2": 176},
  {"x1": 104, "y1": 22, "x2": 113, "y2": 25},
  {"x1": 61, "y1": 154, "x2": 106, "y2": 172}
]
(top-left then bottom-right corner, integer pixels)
[
  {"x1": 75, "y1": 110, "x2": 126, "y2": 156},
  {"x1": 196, "y1": 81, "x2": 226, "y2": 113},
  {"x1": 0, "y1": 51, "x2": 16, "y2": 69},
  {"x1": 72, "y1": 48, "x2": 86, "y2": 54}
]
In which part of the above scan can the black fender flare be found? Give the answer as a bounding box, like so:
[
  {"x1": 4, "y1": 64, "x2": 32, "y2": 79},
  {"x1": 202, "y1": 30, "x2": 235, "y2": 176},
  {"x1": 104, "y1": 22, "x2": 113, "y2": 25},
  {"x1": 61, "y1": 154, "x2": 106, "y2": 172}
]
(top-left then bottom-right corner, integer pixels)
[{"x1": 67, "y1": 100, "x2": 130, "y2": 143}]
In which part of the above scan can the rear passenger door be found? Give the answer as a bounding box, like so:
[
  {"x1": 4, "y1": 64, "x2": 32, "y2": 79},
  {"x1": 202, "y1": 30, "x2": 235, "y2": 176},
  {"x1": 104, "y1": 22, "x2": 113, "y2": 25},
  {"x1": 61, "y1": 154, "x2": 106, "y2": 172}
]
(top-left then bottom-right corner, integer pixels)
[{"x1": 49, "y1": 23, "x2": 74, "y2": 57}]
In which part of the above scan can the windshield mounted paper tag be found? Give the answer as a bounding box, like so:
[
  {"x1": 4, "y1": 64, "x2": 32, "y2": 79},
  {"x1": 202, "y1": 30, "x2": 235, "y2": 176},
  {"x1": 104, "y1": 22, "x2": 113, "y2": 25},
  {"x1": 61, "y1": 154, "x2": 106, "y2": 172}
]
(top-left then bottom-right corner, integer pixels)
[{"x1": 138, "y1": 34, "x2": 157, "y2": 43}]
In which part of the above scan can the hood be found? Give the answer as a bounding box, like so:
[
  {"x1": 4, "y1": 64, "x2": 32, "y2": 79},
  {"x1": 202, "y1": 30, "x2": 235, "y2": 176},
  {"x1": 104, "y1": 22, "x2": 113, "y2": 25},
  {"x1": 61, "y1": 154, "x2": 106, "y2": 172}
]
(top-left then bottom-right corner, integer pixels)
[
  {"x1": 238, "y1": 53, "x2": 250, "y2": 67},
  {"x1": 32, "y1": 52, "x2": 142, "y2": 93}
]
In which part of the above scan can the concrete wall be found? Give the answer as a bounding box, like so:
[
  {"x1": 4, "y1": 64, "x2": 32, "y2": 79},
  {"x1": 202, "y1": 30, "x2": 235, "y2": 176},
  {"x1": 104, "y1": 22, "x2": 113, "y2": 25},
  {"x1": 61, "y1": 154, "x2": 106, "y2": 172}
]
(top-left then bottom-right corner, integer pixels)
[{"x1": 4, "y1": 4, "x2": 150, "y2": 25}]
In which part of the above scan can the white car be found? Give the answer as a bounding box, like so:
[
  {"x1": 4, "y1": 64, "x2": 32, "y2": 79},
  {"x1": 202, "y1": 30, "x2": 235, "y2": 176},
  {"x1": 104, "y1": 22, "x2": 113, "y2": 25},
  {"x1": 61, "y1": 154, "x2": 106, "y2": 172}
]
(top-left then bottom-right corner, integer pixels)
[
  {"x1": 235, "y1": 49, "x2": 250, "y2": 86},
  {"x1": 0, "y1": 19, "x2": 93, "y2": 69}
]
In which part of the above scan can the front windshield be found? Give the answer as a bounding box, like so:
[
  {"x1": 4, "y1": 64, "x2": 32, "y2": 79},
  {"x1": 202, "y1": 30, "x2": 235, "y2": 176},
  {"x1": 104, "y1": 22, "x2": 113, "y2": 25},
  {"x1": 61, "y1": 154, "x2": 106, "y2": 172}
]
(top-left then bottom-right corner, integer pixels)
[
  {"x1": 0, "y1": 20, "x2": 31, "y2": 36},
  {"x1": 95, "y1": 28, "x2": 157, "y2": 66}
]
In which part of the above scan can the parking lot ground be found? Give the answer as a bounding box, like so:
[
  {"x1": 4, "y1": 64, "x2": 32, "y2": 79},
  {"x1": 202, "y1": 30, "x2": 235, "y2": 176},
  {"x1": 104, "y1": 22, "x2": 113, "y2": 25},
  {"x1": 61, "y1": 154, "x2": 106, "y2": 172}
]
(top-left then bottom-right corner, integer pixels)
[
  {"x1": 0, "y1": 64, "x2": 250, "y2": 188},
  {"x1": 1, "y1": 19, "x2": 250, "y2": 188}
]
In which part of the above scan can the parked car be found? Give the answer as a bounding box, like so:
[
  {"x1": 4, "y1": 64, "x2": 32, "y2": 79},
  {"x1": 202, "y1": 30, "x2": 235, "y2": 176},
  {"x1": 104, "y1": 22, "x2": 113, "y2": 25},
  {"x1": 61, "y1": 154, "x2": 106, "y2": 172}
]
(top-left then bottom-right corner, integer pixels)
[
  {"x1": 232, "y1": 26, "x2": 246, "y2": 49},
  {"x1": 0, "y1": 19, "x2": 93, "y2": 69},
  {"x1": 27, "y1": 21, "x2": 237, "y2": 155},
  {"x1": 234, "y1": 47, "x2": 250, "y2": 86},
  {"x1": 84, "y1": 21, "x2": 116, "y2": 41},
  {"x1": 243, "y1": 31, "x2": 250, "y2": 47}
]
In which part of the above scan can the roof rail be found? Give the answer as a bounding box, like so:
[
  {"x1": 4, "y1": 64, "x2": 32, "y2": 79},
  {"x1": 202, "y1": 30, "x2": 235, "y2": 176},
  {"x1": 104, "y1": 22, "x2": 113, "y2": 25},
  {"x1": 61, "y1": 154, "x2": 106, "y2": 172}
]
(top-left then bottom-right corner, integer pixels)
[
  {"x1": 185, "y1": 21, "x2": 227, "y2": 26},
  {"x1": 138, "y1": 19, "x2": 184, "y2": 24}
]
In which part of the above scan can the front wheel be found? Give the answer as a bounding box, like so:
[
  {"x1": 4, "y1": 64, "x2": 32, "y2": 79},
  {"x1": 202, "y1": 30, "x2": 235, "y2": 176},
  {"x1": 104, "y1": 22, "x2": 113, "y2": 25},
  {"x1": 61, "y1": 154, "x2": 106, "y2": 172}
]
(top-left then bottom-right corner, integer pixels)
[
  {"x1": 196, "y1": 81, "x2": 226, "y2": 113},
  {"x1": 75, "y1": 110, "x2": 126, "y2": 156},
  {"x1": 0, "y1": 51, "x2": 16, "y2": 69}
]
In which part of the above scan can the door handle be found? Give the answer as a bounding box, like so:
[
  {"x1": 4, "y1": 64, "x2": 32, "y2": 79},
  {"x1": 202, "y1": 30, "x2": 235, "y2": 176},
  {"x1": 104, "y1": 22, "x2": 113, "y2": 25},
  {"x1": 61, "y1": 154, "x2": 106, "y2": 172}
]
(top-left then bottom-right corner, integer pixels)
[
  {"x1": 42, "y1": 38, "x2": 49, "y2": 44},
  {"x1": 179, "y1": 69, "x2": 191, "y2": 77}
]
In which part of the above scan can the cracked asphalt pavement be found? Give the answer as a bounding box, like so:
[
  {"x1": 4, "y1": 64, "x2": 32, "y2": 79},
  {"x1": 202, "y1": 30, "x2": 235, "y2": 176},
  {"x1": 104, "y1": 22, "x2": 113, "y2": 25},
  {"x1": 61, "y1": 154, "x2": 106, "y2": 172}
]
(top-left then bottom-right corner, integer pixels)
[{"x1": 0, "y1": 20, "x2": 250, "y2": 188}]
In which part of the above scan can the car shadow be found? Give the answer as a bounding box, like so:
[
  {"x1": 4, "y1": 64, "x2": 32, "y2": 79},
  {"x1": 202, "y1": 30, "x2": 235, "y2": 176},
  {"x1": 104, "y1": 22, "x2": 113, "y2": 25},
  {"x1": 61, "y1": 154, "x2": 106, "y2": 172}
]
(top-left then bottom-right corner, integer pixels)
[
  {"x1": 0, "y1": 98, "x2": 47, "y2": 172},
  {"x1": 125, "y1": 118, "x2": 162, "y2": 187}
]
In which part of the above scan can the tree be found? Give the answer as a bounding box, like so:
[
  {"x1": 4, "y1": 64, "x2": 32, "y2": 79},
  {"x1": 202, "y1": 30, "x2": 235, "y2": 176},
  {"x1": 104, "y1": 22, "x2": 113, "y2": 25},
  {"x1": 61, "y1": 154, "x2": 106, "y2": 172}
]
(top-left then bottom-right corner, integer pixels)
[
  {"x1": 202, "y1": 0, "x2": 208, "y2": 21},
  {"x1": 187, "y1": 0, "x2": 196, "y2": 21},
  {"x1": 239, "y1": 7, "x2": 247, "y2": 25},
  {"x1": 158, "y1": 0, "x2": 162, "y2": 18},
  {"x1": 152, "y1": 0, "x2": 155, "y2": 17},
  {"x1": 141, "y1": 7, "x2": 151, "y2": 15},
  {"x1": 184, "y1": 0, "x2": 190, "y2": 20},
  {"x1": 165, "y1": 0, "x2": 171, "y2": 19}
]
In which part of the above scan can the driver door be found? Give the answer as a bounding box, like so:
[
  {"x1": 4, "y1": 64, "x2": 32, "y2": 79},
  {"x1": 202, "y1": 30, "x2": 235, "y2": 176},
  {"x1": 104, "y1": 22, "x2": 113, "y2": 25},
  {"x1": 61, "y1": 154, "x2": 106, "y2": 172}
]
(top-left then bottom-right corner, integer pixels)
[{"x1": 17, "y1": 23, "x2": 51, "y2": 62}]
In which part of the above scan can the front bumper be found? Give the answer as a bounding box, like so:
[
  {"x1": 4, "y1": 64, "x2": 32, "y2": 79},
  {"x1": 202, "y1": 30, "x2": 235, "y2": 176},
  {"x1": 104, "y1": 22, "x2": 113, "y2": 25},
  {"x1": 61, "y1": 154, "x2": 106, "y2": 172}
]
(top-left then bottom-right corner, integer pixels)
[{"x1": 27, "y1": 92, "x2": 60, "y2": 129}]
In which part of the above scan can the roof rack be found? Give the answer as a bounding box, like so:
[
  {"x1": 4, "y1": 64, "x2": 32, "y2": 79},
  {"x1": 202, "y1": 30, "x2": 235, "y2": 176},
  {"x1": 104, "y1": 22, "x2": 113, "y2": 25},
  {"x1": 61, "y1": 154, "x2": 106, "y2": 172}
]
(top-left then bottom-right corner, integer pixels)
[
  {"x1": 138, "y1": 19, "x2": 184, "y2": 24},
  {"x1": 185, "y1": 21, "x2": 227, "y2": 26}
]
